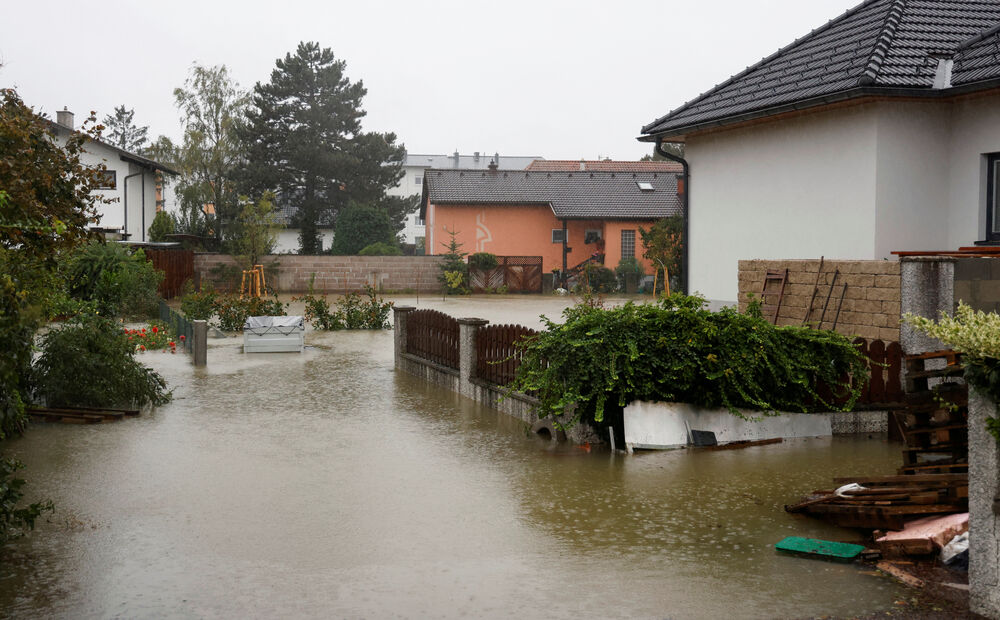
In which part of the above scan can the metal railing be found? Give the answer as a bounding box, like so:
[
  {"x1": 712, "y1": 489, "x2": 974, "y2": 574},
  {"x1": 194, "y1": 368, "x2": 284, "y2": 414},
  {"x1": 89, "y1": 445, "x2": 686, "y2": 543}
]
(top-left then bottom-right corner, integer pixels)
[{"x1": 159, "y1": 299, "x2": 194, "y2": 353}]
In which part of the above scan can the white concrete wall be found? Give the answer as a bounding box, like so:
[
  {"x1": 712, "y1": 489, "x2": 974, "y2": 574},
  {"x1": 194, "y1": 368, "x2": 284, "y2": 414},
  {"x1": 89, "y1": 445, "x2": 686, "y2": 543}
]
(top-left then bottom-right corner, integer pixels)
[
  {"x1": 873, "y1": 102, "x2": 952, "y2": 258},
  {"x1": 686, "y1": 104, "x2": 879, "y2": 302},
  {"x1": 947, "y1": 92, "x2": 1000, "y2": 248},
  {"x1": 273, "y1": 228, "x2": 334, "y2": 254}
]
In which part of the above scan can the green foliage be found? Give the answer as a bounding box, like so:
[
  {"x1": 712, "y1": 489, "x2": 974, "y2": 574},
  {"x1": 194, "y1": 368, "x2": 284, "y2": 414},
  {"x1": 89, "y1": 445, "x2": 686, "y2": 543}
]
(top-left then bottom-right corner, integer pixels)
[
  {"x1": 63, "y1": 241, "x2": 163, "y2": 319},
  {"x1": 509, "y1": 294, "x2": 868, "y2": 428},
  {"x1": 124, "y1": 321, "x2": 180, "y2": 353},
  {"x1": 639, "y1": 216, "x2": 683, "y2": 284},
  {"x1": 576, "y1": 264, "x2": 617, "y2": 294},
  {"x1": 213, "y1": 294, "x2": 287, "y2": 332},
  {"x1": 231, "y1": 192, "x2": 278, "y2": 267},
  {"x1": 330, "y1": 204, "x2": 397, "y2": 255},
  {"x1": 240, "y1": 42, "x2": 405, "y2": 255},
  {"x1": 32, "y1": 314, "x2": 171, "y2": 409},
  {"x1": 101, "y1": 105, "x2": 148, "y2": 153},
  {"x1": 179, "y1": 281, "x2": 217, "y2": 320},
  {"x1": 294, "y1": 284, "x2": 392, "y2": 330},
  {"x1": 615, "y1": 257, "x2": 645, "y2": 290},
  {"x1": 438, "y1": 228, "x2": 469, "y2": 294},
  {"x1": 358, "y1": 242, "x2": 402, "y2": 256},
  {"x1": 0, "y1": 456, "x2": 54, "y2": 544},
  {"x1": 148, "y1": 210, "x2": 176, "y2": 242},
  {"x1": 468, "y1": 252, "x2": 499, "y2": 271},
  {"x1": 905, "y1": 304, "x2": 1000, "y2": 441}
]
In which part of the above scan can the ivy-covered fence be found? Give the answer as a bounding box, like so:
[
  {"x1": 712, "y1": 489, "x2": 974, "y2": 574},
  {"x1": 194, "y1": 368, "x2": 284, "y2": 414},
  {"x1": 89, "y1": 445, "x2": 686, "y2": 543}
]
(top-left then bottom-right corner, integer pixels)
[{"x1": 159, "y1": 300, "x2": 193, "y2": 353}]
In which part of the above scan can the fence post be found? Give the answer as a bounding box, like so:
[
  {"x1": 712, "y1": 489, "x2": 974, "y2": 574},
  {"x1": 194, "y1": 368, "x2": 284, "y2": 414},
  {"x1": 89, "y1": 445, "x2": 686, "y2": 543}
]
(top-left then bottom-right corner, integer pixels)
[
  {"x1": 393, "y1": 306, "x2": 416, "y2": 368},
  {"x1": 458, "y1": 317, "x2": 489, "y2": 399},
  {"x1": 193, "y1": 320, "x2": 208, "y2": 367}
]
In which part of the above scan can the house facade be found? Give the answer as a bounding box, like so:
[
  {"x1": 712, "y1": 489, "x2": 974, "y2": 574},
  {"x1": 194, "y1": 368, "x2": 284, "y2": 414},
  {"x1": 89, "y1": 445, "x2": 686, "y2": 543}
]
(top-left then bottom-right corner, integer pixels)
[
  {"x1": 639, "y1": 0, "x2": 1000, "y2": 304},
  {"x1": 421, "y1": 167, "x2": 681, "y2": 275},
  {"x1": 49, "y1": 108, "x2": 176, "y2": 242}
]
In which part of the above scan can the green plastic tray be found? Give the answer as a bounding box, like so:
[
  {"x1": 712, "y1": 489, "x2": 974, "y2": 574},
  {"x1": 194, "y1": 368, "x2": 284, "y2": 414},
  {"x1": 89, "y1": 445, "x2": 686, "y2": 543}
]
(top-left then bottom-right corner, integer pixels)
[{"x1": 775, "y1": 536, "x2": 865, "y2": 561}]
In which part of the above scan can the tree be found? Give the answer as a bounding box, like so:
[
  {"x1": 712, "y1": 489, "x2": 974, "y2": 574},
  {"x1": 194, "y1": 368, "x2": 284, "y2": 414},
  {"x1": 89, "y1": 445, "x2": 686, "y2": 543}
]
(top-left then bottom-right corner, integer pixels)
[
  {"x1": 154, "y1": 64, "x2": 248, "y2": 246},
  {"x1": 148, "y1": 210, "x2": 176, "y2": 242},
  {"x1": 380, "y1": 193, "x2": 419, "y2": 235},
  {"x1": 640, "y1": 142, "x2": 684, "y2": 161},
  {"x1": 329, "y1": 203, "x2": 396, "y2": 255},
  {"x1": 101, "y1": 105, "x2": 148, "y2": 153},
  {"x1": 239, "y1": 42, "x2": 405, "y2": 255},
  {"x1": 639, "y1": 216, "x2": 683, "y2": 292},
  {"x1": 437, "y1": 228, "x2": 469, "y2": 294},
  {"x1": 232, "y1": 192, "x2": 277, "y2": 267}
]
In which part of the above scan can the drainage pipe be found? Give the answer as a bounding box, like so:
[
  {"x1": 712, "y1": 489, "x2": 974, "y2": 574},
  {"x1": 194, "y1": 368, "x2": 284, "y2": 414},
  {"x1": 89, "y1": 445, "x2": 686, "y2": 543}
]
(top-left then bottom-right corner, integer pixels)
[{"x1": 655, "y1": 138, "x2": 689, "y2": 295}]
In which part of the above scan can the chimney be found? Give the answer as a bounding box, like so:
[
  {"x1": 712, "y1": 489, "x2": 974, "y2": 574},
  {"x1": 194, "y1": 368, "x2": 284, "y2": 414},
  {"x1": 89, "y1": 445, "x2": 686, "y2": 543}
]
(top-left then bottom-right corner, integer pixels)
[
  {"x1": 579, "y1": 160, "x2": 586, "y2": 171},
  {"x1": 453, "y1": 150, "x2": 460, "y2": 167},
  {"x1": 56, "y1": 107, "x2": 74, "y2": 129},
  {"x1": 487, "y1": 159, "x2": 498, "y2": 173},
  {"x1": 474, "y1": 151, "x2": 480, "y2": 163},
  {"x1": 676, "y1": 173, "x2": 685, "y2": 199}
]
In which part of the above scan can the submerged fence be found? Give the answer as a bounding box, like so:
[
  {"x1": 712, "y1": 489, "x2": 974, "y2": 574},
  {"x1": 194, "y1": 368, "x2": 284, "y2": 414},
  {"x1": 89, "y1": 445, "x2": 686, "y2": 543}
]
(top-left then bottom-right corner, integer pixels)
[
  {"x1": 475, "y1": 324, "x2": 538, "y2": 386},
  {"x1": 405, "y1": 309, "x2": 460, "y2": 369},
  {"x1": 159, "y1": 300, "x2": 193, "y2": 353}
]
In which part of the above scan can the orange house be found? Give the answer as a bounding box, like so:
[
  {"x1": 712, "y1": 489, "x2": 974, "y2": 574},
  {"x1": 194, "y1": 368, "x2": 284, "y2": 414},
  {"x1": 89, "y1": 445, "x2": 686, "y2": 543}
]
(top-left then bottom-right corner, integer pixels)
[{"x1": 421, "y1": 166, "x2": 682, "y2": 277}]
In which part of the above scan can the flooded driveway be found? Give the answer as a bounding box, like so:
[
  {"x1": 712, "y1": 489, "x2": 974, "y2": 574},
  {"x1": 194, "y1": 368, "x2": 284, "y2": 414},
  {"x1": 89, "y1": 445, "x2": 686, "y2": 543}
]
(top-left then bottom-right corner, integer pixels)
[{"x1": 1, "y1": 296, "x2": 905, "y2": 618}]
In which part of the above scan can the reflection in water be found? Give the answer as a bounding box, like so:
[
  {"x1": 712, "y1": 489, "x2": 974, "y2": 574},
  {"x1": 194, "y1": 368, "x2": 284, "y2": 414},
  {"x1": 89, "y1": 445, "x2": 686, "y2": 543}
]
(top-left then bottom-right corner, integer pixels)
[{"x1": 0, "y1": 325, "x2": 904, "y2": 619}]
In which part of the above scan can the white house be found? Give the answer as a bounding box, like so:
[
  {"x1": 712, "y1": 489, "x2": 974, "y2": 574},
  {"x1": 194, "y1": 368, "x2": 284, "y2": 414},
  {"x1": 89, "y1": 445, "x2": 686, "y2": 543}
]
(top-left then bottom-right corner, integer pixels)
[
  {"x1": 639, "y1": 0, "x2": 1000, "y2": 304},
  {"x1": 49, "y1": 108, "x2": 177, "y2": 242}
]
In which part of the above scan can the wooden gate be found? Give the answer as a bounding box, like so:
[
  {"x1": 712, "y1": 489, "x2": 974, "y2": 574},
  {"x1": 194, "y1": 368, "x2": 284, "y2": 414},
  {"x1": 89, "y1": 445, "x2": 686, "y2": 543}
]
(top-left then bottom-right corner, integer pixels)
[
  {"x1": 142, "y1": 247, "x2": 194, "y2": 299},
  {"x1": 469, "y1": 256, "x2": 543, "y2": 293}
]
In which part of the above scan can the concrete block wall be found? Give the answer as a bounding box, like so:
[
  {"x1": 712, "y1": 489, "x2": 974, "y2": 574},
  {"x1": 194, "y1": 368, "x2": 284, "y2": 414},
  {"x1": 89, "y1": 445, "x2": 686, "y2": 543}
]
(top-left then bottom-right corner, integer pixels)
[
  {"x1": 194, "y1": 254, "x2": 446, "y2": 293},
  {"x1": 738, "y1": 259, "x2": 901, "y2": 342}
]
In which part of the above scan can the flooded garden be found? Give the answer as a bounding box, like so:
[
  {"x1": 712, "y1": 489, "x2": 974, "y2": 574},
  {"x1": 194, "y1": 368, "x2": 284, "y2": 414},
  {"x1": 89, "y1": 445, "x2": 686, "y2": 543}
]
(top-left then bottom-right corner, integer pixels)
[{"x1": 0, "y1": 297, "x2": 911, "y2": 618}]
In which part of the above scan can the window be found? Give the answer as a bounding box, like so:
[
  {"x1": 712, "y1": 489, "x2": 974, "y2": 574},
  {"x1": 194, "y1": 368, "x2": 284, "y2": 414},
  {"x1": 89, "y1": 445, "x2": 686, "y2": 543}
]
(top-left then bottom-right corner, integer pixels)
[
  {"x1": 96, "y1": 169, "x2": 117, "y2": 190},
  {"x1": 414, "y1": 216, "x2": 425, "y2": 226},
  {"x1": 414, "y1": 175, "x2": 423, "y2": 185},
  {"x1": 987, "y1": 154, "x2": 1000, "y2": 242},
  {"x1": 584, "y1": 229, "x2": 603, "y2": 244},
  {"x1": 636, "y1": 181, "x2": 654, "y2": 192},
  {"x1": 621, "y1": 229, "x2": 636, "y2": 258},
  {"x1": 552, "y1": 229, "x2": 566, "y2": 243}
]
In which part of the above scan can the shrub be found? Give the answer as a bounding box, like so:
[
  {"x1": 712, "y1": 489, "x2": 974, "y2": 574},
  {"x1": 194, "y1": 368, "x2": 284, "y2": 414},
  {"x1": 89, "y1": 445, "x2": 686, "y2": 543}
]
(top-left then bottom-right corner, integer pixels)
[
  {"x1": 180, "y1": 281, "x2": 217, "y2": 320},
  {"x1": 32, "y1": 313, "x2": 171, "y2": 409},
  {"x1": 294, "y1": 285, "x2": 392, "y2": 330},
  {"x1": 615, "y1": 257, "x2": 645, "y2": 289},
  {"x1": 0, "y1": 456, "x2": 54, "y2": 544},
  {"x1": 358, "y1": 242, "x2": 402, "y2": 256},
  {"x1": 575, "y1": 264, "x2": 616, "y2": 294},
  {"x1": 214, "y1": 294, "x2": 287, "y2": 332},
  {"x1": 63, "y1": 241, "x2": 163, "y2": 319},
  {"x1": 148, "y1": 210, "x2": 176, "y2": 242},
  {"x1": 330, "y1": 203, "x2": 396, "y2": 255},
  {"x1": 124, "y1": 321, "x2": 179, "y2": 354},
  {"x1": 437, "y1": 228, "x2": 469, "y2": 294},
  {"x1": 509, "y1": 294, "x2": 868, "y2": 428},
  {"x1": 468, "y1": 252, "x2": 499, "y2": 271}
]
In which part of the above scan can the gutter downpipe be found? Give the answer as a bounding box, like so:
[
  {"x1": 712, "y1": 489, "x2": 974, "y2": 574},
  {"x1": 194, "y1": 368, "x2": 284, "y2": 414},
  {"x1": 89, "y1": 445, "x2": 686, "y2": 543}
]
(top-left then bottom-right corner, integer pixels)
[
  {"x1": 655, "y1": 138, "x2": 689, "y2": 295},
  {"x1": 124, "y1": 171, "x2": 143, "y2": 241},
  {"x1": 561, "y1": 218, "x2": 569, "y2": 288}
]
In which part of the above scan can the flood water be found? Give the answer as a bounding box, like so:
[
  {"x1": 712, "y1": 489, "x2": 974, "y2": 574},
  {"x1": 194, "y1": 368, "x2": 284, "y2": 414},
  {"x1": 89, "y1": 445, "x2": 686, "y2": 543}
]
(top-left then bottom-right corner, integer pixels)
[{"x1": 1, "y1": 296, "x2": 907, "y2": 618}]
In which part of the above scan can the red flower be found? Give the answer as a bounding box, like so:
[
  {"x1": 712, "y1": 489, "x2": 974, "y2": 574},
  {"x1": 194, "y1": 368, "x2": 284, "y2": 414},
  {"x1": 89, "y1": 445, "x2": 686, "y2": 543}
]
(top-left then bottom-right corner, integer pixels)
[
  {"x1": 180, "y1": 335, "x2": 186, "y2": 341},
  {"x1": 152, "y1": 326, "x2": 158, "y2": 334},
  {"x1": 139, "y1": 345, "x2": 146, "y2": 351}
]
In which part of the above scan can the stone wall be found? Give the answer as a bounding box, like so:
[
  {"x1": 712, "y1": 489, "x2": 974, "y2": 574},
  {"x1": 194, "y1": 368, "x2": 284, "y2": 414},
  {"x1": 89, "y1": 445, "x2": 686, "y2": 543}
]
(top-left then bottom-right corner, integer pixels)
[
  {"x1": 738, "y1": 259, "x2": 901, "y2": 342},
  {"x1": 968, "y1": 389, "x2": 1000, "y2": 618},
  {"x1": 194, "y1": 254, "x2": 446, "y2": 293}
]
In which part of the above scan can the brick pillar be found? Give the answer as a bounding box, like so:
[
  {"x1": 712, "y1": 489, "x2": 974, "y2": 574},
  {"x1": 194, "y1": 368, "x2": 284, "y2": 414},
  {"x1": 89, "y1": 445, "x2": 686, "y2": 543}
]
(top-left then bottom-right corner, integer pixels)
[
  {"x1": 393, "y1": 306, "x2": 416, "y2": 368},
  {"x1": 458, "y1": 317, "x2": 489, "y2": 399},
  {"x1": 969, "y1": 388, "x2": 1000, "y2": 618},
  {"x1": 900, "y1": 256, "x2": 955, "y2": 355}
]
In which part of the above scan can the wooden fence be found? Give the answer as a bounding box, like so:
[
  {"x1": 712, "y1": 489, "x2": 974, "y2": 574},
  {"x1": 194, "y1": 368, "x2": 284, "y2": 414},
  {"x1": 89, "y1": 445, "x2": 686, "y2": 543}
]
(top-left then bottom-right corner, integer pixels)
[
  {"x1": 406, "y1": 309, "x2": 460, "y2": 369},
  {"x1": 854, "y1": 338, "x2": 904, "y2": 406},
  {"x1": 144, "y1": 247, "x2": 194, "y2": 299},
  {"x1": 476, "y1": 324, "x2": 538, "y2": 386},
  {"x1": 468, "y1": 256, "x2": 543, "y2": 293}
]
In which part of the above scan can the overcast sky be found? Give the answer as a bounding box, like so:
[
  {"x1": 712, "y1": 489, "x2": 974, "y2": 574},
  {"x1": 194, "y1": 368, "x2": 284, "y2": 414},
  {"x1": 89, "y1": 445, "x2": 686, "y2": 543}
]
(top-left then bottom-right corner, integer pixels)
[{"x1": 3, "y1": 0, "x2": 861, "y2": 161}]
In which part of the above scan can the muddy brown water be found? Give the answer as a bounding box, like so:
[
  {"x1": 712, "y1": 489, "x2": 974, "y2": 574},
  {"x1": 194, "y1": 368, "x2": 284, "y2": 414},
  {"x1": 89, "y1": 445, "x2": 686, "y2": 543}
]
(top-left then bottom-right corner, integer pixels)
[{"x1": 0, "y1": 296, "x2": 907, "y2": 618}]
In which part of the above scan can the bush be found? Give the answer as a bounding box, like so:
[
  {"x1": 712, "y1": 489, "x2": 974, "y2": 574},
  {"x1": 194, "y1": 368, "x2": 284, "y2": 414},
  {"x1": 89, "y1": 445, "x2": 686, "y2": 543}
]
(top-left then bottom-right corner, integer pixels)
[
  {"x1": 468, "y1": 252, "x2": 499, "y2": 271},
  {"x1": 330, "y1": 204, "x2": 396, "y2": 255},
  {"x1": 438, "y1": 229, "x2": 469, "y2": 294},
  {"x1": 358, "y1": 242, "x2": 402, "y2": 256},
  {"x1": 0, "y1": 456, "x2": 54, "y2": 544},
  {"x1": 180, "y1": 281, "x2": 217, "y2": 320},
  {"x1": 148, "y1": 210, "x2": 176, "y2": 242},
  {"x1": 294, "y1": 285, "x2": 393, "y2": 330},
  {"x1": 32, "y1": 313, "x2": 171, "y2": 409},
  {"x1": 509, "y1": 294, "x2": 868, "y2": 428},
  {"x1": 575, "y1": 264, "x2": 616, "y2": 294},
  {"x1": 63, "y1": 241, "x2": 163, "y2": 319},
  {"x1": 214, "y1": 294, "x2": 287, "y2": 332}
]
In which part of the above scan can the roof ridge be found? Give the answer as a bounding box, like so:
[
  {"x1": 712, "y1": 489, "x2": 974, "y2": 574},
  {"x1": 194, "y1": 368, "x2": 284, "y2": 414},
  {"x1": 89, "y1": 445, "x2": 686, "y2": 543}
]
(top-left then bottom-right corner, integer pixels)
[
  {"x1": 954, "y1": 21, "x2": 1000, "y2": 55},
  {"x1": 640, "y1": 0, "x2": 882, "y2": 135},
  {"x1": 858, "y1": 0, "x2": 906, "y2": 86}
]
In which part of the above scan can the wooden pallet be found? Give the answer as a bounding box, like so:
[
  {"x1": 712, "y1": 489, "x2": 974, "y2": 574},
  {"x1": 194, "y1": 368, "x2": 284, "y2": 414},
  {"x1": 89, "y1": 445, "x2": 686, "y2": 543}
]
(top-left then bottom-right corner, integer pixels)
[
  {"x1": 27, "y1": 406, "x2": 139, "y2": 424},
  {"x1": 897, "y1": 351, "x2": 968, "y2": 474}
]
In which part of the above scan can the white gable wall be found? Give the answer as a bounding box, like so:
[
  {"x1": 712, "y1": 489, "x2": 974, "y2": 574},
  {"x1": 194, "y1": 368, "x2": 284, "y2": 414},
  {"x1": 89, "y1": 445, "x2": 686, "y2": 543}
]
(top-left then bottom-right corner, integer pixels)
[
  {"x1": 686, "y1": 104, "x2": 879, "y2": 302},
  {"x1": 873, "y1": 101, "x2": 951, "y2": 258},
  {"x1": 947, "y1": 92, "x2": 1000, "y2": 248}
]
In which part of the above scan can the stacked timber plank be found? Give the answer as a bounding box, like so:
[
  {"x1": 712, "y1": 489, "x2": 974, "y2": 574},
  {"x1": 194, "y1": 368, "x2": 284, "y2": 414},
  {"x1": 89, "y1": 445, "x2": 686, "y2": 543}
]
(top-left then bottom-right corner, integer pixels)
[
  {"x1": 785, "y1": 474, "x2": 968, "y2": 530},
  {"x1": 895, "y1": 351, "x2": 968, "y2": 475},
  {"x1": 27, "y1": 406, "x2": 139, "y2": 424}
]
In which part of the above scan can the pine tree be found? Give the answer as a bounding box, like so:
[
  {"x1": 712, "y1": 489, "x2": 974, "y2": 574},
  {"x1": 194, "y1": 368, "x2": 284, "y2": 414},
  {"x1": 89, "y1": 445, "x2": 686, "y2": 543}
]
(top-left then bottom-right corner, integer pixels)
[
  {"x1": 101, "y1": 105, "x2": 148, "y2": 153},
  {"x1": 239, "y1": 42, "x2": 405, "y2": 255}
]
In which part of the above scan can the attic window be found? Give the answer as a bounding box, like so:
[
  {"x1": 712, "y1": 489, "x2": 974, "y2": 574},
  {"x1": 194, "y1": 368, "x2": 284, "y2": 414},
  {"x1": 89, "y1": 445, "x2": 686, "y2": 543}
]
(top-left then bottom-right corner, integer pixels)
[{"x1": 636, "y1": 181, "x2": 654, "y2": 192}]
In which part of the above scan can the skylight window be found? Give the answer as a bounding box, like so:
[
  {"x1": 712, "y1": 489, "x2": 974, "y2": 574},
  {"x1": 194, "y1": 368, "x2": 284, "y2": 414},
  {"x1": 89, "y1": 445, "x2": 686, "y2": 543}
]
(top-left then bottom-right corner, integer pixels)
[{"x1": 636, "y1": 181, "x2": 654, "y2": 192}]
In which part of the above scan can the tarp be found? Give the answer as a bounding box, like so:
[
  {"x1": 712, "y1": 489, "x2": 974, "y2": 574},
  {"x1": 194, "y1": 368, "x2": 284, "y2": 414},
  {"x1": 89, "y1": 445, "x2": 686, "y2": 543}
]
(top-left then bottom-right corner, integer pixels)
[{"x1": 244, "y1": 315, "x2": 304, "y2": 335}]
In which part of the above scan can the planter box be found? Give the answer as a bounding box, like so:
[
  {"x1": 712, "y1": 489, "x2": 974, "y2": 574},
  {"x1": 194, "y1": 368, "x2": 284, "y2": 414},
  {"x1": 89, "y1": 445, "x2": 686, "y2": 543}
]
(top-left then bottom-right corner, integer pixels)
[{"x1": 243, "y1": 316, "x2": 304, "y2": 353}]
